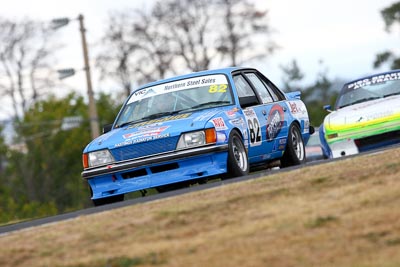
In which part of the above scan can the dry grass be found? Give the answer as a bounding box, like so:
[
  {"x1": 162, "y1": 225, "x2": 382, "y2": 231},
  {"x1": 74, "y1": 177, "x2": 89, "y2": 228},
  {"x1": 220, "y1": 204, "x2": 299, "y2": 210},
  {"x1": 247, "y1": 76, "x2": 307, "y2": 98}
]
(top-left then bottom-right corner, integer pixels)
[{"x1": 1, "y1": 147, "x2": 400, "y2": 267}]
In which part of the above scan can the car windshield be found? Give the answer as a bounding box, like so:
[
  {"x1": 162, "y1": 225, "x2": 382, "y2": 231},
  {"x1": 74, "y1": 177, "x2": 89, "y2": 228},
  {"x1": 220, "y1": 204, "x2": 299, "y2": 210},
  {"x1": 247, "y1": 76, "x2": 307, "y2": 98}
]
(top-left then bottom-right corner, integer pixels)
[
  {"x1": 335, "y1": 71, "x2": 400, "y2": 109},
  {"x1": 115, "y1": 74, "x2": 233, "y2": 128}
]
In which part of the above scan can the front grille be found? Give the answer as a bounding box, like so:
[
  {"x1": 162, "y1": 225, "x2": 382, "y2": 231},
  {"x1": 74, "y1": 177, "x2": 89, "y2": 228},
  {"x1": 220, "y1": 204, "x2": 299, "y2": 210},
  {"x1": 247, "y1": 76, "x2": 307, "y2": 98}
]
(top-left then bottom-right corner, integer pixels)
[
  {"x1": 111, "y1": 136, "x2": 180, "y2": 161},
  {"x1": 122, "y1": 168, "x2": 148, "y2": 179},
  {"x1": 355, "y1": 130, "x2": 400, "y2": 152},
  {"x1": 150, "y1": 163, "x2": 179, "y2": 173}
]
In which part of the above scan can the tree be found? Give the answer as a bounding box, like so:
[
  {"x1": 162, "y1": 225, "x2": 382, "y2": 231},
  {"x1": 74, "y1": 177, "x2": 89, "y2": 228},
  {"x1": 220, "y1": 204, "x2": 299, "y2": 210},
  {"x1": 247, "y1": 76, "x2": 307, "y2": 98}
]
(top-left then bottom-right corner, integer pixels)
[
  {"x1": 96, "y1": 13, "x2": 140, "y2": 98},
  {"x1": 0, "y1": 17, "x2": 60, "y2": 121},
  {"x1": 96, "y1": 0, "x2": 277, "y2": 97},
  {"x1": 216, "y1": 0, "x2": 277, "y2": 66},
  {"x1": 280, "y1": 59, "x2": 339, "y2": 126},
  {"x1": 1, "y1": 92, "x2": 120, "y2": 222},
  {"x1": 153, "y1": 0, "x2": 214, "y2": 72},
  {"x1": 280, "y1": 59, "x2": 305, "y2": 92},
  {"x1": 374, "y1": 2, "x2": 400, "y2": 69}
]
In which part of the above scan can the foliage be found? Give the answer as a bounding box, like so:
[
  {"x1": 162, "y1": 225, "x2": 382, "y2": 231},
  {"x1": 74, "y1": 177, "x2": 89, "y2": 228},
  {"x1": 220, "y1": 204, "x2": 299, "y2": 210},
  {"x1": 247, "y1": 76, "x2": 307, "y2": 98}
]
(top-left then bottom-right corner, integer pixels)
[
  {"x1": 374, "y1": 1, "x2": 400, "y2": 69},
  {"x1": 280, "y1": 59, "x2": 339, "y2": 126},
  {"x1": 280, "y1": 60, "x2": 305, "y2": 93},
  {"x1": 0, "y1": 92, "x2": 120, "y2": 224}
]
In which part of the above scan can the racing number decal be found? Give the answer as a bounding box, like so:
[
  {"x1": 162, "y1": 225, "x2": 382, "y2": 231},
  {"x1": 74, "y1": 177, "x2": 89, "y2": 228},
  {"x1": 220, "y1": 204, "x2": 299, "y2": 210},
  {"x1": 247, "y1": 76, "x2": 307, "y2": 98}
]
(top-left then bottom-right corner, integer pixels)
[
  {"x1": 208, "y1": 84, "x2": 227, "y2": 93},
  {"x1": 248, "y1": 118, "x2": 261, "y2": 144},
  {"x1": 243, "y1": 108, "x2": 262, "y2": 147}
]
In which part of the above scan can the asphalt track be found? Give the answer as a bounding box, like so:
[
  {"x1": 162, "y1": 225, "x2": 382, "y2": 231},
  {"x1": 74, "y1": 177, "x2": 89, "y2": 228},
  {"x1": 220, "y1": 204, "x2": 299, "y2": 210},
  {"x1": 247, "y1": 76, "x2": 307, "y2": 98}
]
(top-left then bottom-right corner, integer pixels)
[{"x1": 0, "y1": 146, "x2": 395, "y2": 236}]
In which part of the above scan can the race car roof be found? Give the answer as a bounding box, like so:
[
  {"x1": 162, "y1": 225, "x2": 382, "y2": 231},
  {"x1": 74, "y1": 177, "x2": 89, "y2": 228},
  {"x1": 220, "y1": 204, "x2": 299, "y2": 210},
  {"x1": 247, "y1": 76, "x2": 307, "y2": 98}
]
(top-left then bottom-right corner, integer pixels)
[{"x1": 135, "y1": 67, "x2": 255, "y2": 91}]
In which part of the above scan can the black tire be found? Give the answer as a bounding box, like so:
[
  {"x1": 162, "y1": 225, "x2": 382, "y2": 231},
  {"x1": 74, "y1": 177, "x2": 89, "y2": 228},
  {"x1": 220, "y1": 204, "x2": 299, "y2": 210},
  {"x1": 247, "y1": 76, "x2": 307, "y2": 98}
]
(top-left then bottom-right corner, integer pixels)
[
  {"x1": 92, "y1": 194, "x2": 124, "y2": 206},
  {"x1": 281, "y1": 123, "x2": 306, "y2": 168},
  {"x1": 225, "y1": 130, "x2": 249, "y2": 178}
]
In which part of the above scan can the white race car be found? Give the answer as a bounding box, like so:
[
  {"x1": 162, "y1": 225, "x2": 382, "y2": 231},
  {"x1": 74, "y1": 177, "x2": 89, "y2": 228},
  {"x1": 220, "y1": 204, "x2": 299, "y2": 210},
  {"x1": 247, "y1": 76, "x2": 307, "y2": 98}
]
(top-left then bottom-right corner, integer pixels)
[{"x1": 320, "y1": 69, "x2": 400, "y2": 158}]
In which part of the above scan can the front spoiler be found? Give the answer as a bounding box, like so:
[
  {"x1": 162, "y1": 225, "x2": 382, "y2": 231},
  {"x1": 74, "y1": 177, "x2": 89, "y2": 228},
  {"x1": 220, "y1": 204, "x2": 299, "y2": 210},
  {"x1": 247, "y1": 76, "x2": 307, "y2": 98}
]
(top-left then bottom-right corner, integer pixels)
[{"x1": 82, "y1": 144, "x2": 229, "y2": 179}]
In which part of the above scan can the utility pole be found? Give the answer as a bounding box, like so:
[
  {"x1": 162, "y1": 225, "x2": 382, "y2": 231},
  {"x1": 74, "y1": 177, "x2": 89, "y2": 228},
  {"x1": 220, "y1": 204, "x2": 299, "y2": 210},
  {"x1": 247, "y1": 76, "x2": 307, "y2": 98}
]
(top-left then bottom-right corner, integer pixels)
[{"x1": 78, "y1": 14, "x2": 100, "y2": 139}]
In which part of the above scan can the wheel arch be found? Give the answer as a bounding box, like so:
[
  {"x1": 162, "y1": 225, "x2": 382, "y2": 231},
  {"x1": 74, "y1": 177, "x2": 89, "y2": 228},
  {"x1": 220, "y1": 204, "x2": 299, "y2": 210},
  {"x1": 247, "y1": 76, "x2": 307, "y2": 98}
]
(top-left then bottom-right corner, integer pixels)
[
  {"x1": 228, "y1": 127, "x2": 247, "y2": 146},
  {"x1": 286, "y1": 119, "x2": 302, "y2": 142}
]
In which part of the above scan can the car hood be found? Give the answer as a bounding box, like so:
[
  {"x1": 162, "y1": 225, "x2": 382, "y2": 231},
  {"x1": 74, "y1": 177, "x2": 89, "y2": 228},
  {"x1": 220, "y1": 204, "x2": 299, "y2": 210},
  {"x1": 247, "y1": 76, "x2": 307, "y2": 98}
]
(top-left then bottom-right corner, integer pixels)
[
  {"x1": 324, "y1": 95, "x2": 400, "y2": 131},
  {"x1": 84, "y1": 106, "x2": 235, "y2": 153}
]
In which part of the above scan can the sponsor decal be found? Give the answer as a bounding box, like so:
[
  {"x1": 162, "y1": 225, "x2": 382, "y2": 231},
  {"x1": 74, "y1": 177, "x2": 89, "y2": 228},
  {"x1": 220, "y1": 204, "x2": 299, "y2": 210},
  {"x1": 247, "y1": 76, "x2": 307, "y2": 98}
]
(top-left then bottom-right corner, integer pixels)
[
  {"x1": 116, "y1": 124, "x2": 172, "y2": 148},
  {"x1": 115, "y1": 133, "x2": 170, "y2": 148},
  {"x1": 229, "y1": 118, "x2": 245, "y2": 127},
  {"x1": 212, "y1": 117, "x2": 228, "y2": 131},
  {"x1": 347, "y1": 72, "x2": 400, "y2": 90},
  {"x1": 288, "y1": 101, "x2": 304, "y2": 114},
  {"x1": 288, "y1": 101, "x2": 308, "y2": 119},
  {"x1": 225, "y1": 108, "x2": 239, "y2": 118},
  {"x1": 353, "y1": 110, "x2": 394, "y2": 123},
  {"x1": 279, "y1": 138, "x2": 287, "y2": 145},
  {"x1": 123, "y1": 126, "x2": 169, "y2": 139},
  {"x1": 128, "y1": 74, "x2": 228, "y2": 103},
  {"x1": 266, "y1": 105, "x2": 284, "y2": 141}
]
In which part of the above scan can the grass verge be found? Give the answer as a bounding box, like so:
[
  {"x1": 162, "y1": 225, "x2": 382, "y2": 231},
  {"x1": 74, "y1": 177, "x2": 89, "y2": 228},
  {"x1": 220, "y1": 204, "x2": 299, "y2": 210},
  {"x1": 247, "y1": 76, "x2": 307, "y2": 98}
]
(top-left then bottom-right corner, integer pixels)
[{"x1": 1, "y1": 147, "x2": 400, "y2": 267}]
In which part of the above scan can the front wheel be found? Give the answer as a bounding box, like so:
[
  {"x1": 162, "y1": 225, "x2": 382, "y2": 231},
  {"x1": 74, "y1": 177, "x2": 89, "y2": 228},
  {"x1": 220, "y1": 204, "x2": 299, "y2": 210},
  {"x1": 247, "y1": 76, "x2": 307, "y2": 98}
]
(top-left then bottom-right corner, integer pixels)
[
  {"x1": 225, "y1": 130, "x2": 249, "y2": 178},
  {"x1": 281, "y1": 124, "x2": 306, "y2": 168}
]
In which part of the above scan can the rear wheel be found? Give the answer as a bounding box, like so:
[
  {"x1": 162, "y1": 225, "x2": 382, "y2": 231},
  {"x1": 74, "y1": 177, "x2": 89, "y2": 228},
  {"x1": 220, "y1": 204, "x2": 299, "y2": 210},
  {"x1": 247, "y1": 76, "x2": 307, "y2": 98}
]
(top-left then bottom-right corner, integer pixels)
[
  {"x1": 281, "y1": 123, "x2": 306, "y2": 168},
  {"x1": 225, "y1": 130, "x2": 249, "y2": 178}
]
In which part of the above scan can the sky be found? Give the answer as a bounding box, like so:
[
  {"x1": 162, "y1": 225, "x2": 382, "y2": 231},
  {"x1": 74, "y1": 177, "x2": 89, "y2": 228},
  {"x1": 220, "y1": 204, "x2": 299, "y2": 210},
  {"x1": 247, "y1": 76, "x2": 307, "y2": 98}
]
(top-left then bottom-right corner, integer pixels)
[{"x1": 0, "y1": 0, "x2": 399, "y2": 118}]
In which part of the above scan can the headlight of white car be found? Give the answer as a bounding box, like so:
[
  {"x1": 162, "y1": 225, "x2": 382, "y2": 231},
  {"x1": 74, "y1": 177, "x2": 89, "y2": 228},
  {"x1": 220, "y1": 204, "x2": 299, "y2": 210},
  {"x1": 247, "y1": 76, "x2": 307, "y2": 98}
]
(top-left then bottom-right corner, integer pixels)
[
  {"x1": 176, "y1": 128, "x2": 216, "y2": 149},
  {"x1": 83, "y1": 149, "x2": 114, "y2": 168}
]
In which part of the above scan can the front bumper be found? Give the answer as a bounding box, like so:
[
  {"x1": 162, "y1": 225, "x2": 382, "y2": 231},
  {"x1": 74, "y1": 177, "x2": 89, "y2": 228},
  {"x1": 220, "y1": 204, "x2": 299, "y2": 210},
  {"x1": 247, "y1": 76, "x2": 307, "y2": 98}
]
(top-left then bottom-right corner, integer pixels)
[
  {"x1": 325, "y1": 119, "x2": 400, "y2": 158},
  {"x1": 328, "y1": 129, "x2": 400, "y2": 158},
  {"x1": 82, "y1": 144, "x2": 229, "y2": 200},
  {"x1": 82, "y1": 144, "x2": 228, "y2": 179}
]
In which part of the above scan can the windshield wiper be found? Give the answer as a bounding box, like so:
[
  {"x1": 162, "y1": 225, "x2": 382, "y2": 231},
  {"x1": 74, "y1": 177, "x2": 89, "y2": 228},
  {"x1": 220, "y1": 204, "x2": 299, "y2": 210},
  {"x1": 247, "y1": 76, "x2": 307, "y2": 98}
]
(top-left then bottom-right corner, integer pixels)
[
  {"x1": 190, "y1": 101, "x2": 231, "y2": 109},
  {"x1": 141, "y1": 109, "x2": 187, "y2": 120},
  {"x1": 384, "y1": 92, "x2": 400, "y2": 98},
  {"x1": 116, "y1": 119, "x2": 146, "y2": 128},
  {"x1": 117, "y1": 109, "x2": 191, "y2": 128}
]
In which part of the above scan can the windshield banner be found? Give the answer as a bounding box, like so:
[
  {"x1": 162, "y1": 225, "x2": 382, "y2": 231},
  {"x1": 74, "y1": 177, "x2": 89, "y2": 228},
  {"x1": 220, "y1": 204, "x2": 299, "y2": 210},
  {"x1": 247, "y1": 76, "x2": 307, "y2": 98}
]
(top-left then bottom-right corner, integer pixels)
[{"x1": 128, "y1": 74, "x2": 228, "y2": 103}]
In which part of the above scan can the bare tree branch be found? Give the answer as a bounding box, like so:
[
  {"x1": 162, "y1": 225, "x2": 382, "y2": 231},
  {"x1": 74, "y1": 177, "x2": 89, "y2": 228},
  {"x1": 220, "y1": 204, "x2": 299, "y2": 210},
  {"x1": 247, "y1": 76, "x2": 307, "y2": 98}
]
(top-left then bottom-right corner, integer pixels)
[
  {"x1": 96, "y1": 0, "x2": 278, "y2": 94},
  {"x1": 0, "y1": 18, "x2": 59, "y2": 121}
]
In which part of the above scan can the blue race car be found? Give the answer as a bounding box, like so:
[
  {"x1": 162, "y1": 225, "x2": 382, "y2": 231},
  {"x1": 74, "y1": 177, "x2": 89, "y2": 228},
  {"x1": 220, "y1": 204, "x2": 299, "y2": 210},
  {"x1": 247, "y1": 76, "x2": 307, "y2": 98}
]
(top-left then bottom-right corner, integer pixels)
[{"x1": 82, "y1": 67, "x2": 313, "y2": 205}]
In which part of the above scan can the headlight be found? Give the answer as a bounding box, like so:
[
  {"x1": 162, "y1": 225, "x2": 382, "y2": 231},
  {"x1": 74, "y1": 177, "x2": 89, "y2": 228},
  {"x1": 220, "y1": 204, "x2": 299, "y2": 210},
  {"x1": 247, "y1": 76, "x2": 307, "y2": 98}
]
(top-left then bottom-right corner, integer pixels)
[
  {"x1": 82, "y1": 149, "x2": 114, "y2": 168},
  {"x1": 176, "y1": 128, "x2": 216, "y2": 149}
]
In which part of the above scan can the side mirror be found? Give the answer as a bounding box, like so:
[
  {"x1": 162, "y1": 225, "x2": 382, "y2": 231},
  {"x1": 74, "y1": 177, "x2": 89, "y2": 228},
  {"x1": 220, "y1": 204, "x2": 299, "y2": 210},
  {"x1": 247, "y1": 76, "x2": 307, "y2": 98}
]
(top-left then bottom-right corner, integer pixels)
[
  {"x1": 309, "y1": 126, "x2": 315, "y2": 135},
  {"x1": 239, "y1": 96, "x2": 259, "y2": 108},
  {"x1": 323, "y1": 105, "x2": 333, "y2": 113},
  {"x1": 103, "y1": 124, "x2": 113, "y2": 134}
]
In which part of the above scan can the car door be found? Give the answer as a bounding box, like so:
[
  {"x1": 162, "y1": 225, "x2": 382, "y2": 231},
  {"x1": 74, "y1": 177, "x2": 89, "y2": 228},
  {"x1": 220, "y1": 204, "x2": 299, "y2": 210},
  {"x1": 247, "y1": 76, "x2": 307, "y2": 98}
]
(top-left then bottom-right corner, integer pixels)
[
  {"x1": 233, "y1": 71, "x2": 288, "y2": 163},
  {"x1": 244, "y1": 71, "x2": 289, "y2": 144},
  {"x1": 232, "y1": 73, "x2": 270, "y2": 163}
]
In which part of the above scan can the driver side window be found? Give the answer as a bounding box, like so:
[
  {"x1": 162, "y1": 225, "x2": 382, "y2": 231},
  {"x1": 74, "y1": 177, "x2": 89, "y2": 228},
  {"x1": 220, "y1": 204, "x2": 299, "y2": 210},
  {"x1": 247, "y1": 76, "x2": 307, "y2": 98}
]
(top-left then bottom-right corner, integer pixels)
[
  {"x1": 244, "y1": 73, "x2": 274, "y2": 104},
  {"x1": 233, "y1": 74, "x2": 260, "y2": 108}
]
